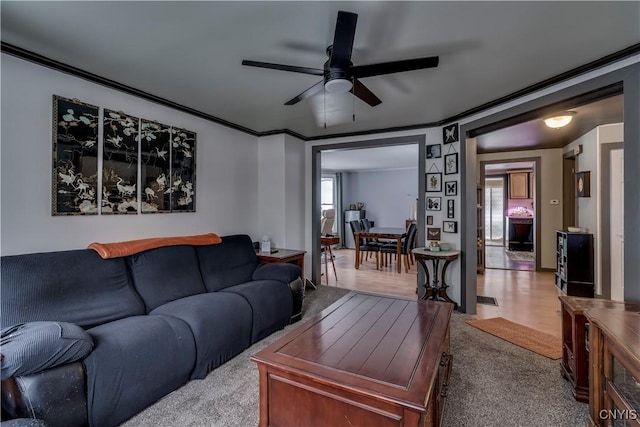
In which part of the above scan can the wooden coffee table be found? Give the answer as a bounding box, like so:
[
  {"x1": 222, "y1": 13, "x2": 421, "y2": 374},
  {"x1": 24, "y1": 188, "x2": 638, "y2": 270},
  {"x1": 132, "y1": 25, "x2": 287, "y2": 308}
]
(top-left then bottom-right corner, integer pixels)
[{"x1": 251, "y1": 291, "x2": 453, "y2": 427}]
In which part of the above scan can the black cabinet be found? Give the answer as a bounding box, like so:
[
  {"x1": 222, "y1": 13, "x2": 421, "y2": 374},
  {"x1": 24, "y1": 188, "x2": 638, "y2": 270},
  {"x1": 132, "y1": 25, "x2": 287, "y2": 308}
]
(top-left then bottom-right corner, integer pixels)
[
  {"x1": 507, "y1": 217, "x2": 533, "y2": 251},
  {"x1": 555, "y1": 231, "x2": 594, "y2": 297}
]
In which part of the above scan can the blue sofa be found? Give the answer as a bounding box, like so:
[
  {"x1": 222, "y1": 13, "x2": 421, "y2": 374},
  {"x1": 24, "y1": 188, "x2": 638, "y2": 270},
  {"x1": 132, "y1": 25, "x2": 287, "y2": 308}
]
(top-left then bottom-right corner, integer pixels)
[{"x1": 0, "y1": 234, "x2": 303, "y2": 427}]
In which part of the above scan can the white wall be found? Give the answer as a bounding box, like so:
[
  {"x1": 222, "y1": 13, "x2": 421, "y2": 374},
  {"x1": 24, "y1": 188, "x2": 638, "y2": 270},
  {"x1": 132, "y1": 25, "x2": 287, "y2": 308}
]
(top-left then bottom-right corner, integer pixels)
[
  {"x1": 256, "y1": 133, "x2": 306, "y2": 250},
  {"x1": 343, "y1": 168, "x2": 418, "y2": 227},
  {"x1": 478, "y1": 148, "x2": 563, "y2": 269},
  {"x1": 1, "y1": 54, "x2": 260, "y2": 255},
  {"x1": 564, "y1": 123, "x2": 624, "y2": 294}
]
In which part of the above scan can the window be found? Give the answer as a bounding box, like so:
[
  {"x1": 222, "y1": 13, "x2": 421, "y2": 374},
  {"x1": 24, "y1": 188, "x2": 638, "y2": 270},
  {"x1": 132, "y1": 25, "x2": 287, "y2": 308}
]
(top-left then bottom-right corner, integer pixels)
[
  {"x1": 321, "y1": 176, "x2": 335, "y2": 212},
  {"x1": 484, "y1": 177, "x2": 505, "y2": 245}
]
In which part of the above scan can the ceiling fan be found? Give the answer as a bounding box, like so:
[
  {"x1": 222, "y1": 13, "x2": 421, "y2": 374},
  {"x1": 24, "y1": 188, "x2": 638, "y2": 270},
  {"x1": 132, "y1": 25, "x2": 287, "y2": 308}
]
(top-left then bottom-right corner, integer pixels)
[{"x1": 242, "y1": 11, "x2": 439, "y2": 107}]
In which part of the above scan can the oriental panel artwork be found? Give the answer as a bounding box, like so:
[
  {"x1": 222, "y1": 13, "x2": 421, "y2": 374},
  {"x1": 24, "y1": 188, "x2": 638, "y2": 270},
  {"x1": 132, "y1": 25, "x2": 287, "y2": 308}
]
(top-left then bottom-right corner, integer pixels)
[
  {"x1": 169, "y1": 127, "x2": 196, "y2": 212},
  {"x1": 141, "y1": 120, "x2": 171, "y2": 213},
  {"x1": 52, "y1": 95, "x2": 99, "y2": 215},
  {"x1": 102, "y1": 110, "x2": 139, "y2": 214}
]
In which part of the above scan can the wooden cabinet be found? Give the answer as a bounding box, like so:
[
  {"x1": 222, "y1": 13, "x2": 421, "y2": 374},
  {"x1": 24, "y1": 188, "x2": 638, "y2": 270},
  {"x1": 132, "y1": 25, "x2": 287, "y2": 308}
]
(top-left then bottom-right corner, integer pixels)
[
  {"x1": 559, "y1": 296, "x2": 640, "y2": 403},
  {"x1": 508, "y1": 171, "x2": 529, "y2": 199},
  {"x1": 528, "y1": 171, "x2": 534, "y2": 198},
  {"x1": 555, "y1": 231, "x2": 594, "y2": 297},
  {"x1": 586, "y1": 308, "x2": 640, "y2": 427}
]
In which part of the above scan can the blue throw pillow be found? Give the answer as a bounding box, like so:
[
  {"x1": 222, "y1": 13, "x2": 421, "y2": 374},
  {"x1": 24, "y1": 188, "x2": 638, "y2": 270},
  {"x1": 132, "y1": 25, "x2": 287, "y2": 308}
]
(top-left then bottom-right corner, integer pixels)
[{"x1": 1, "y1": 321, "x2": 93, "y2": 380}]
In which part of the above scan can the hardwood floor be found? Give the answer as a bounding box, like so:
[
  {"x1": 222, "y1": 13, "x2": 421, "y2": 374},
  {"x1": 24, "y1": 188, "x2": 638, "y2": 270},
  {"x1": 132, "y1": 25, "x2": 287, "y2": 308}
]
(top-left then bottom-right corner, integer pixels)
[{"x1": 319, "y1": 248, "x2": 562, "y2": 338}]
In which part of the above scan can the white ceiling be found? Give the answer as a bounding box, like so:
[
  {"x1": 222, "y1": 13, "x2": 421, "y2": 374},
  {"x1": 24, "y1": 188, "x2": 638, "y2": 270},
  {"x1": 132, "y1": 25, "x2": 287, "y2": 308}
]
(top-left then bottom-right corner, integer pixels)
[{"x1": 2, "y1": 1, "x2": 638, "y2": 140}]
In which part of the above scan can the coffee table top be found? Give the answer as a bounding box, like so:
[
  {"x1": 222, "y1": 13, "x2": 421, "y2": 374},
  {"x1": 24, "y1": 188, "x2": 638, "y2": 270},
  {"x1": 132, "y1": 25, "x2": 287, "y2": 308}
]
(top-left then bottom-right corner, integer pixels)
[{"x1": 252, "y1": 291, "x2": 453, "y2": 411}]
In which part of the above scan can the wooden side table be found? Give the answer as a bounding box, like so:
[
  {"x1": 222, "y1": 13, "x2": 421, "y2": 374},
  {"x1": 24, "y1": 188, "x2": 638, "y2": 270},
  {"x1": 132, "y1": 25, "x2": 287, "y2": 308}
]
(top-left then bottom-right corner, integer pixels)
[
  {"x1": 559, "y1": 296, "x2": 640, "y2": 403},
  {"x1": 257, "y1": 248, "x2": 307, "y2": 283},
  {"x1": 412, "y1": 248, "x2": 459, "y2": 309}
]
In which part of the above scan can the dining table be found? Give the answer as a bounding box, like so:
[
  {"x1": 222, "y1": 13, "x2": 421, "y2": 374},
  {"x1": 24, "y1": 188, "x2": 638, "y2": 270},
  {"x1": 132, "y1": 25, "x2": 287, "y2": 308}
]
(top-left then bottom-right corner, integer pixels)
[{"x1": 354, "y1": 227, "x2": 407, "y2": 273}]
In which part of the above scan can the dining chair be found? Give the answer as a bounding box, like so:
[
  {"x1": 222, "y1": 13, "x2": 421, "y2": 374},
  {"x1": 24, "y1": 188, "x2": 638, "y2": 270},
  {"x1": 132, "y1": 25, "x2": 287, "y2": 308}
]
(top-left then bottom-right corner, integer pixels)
[
  {"x1": 380, "y1": 223, "x2": 417, "y2": 273},
  {"x1": 349, "y1": 220, "x2": 380, "y2": 269}
]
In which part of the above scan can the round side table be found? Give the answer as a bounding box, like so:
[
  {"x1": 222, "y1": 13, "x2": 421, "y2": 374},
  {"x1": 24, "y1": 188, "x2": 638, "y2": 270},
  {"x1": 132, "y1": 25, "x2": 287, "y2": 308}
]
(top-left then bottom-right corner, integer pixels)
[{"x1": 412, "y1": 248, "x2": 460, "y2": 309}]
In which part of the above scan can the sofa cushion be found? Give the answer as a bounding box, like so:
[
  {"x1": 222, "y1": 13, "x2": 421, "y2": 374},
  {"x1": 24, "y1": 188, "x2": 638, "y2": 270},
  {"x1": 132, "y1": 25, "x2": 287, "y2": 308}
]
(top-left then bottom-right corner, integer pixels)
[
  {"x1": 84, "y1": 315, "x2": 195, "y2": 427},
  {"x1": 221, "y1": 280, "x2": 293, "y2": 343},
  {"x1": 151, "y1": 292, "x2": 252, "y2": 379},
  {"x1": 195, "y1": 234, "x2": 258, "y2": 292},
  {"x1": 1, "y1": 322, "x2": 93, "y2": 380},
  {"x1": 1, "y1": 250, "x2": 144, "y2": 329},
  {"x1": 127, "y1": 245, "x2": 207, "y2": 312}
]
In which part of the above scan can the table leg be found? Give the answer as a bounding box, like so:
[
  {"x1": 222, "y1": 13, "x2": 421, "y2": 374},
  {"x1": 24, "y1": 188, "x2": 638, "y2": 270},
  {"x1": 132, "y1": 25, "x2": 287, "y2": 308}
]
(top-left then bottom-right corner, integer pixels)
[
  {"x1": 415, "y1": 257, "x2": 433, "y2": 299},
  {"x1": 323, "y1": 246, "x2": 329, "y2": 284},
  {"x1": 438, "y1": 259, "x2": 458, "y2": 309},
  {"x1": 396, "y1": 237, "x2": 402, "y2": 273},
  {"x1": 327, "y1": 244, "x2": 338, "y2": 281},
  {"x1": 354, "y1": 233, "x2": 360, "y2": 269}
]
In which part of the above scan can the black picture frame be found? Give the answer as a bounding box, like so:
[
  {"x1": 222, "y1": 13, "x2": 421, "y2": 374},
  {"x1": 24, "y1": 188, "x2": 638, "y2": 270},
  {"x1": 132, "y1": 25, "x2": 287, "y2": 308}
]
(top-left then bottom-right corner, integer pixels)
[
  {"x1": 426, "y1": 144, "x2": 441, "y2": 159},
  {"x1": 447, "y1": 199, "x2": 455, "y2": 219},
  {"x1": 445, "y1": 181, "x2": 458, "y2": 196},
  {"x1": 443, "y1": 123, "x2": 459, "y2": 144},
  {"x1": 443, "y1": 221, "x2": 458, "y2": 233},
  {"x1": 426, "y1": 172, "x2": 442, "y2": 193},
  {"x1": 427, "y1": 215, "x2": 433, "y2": 225},
  {"x1": 426, "y1": 197, "x2": 441, "y2": 211},
  {"x1": 427, "y1": 228, "x2": 441, "y2": 241},
  {"x1": 576, "y1": 171, "x2": 591, "y2": 197},
  {"x1": 445, "y1": 153, "x2": 458, "y2": 175},
  {"x1": 52, "y1": 95, "x2": 99, "y2": 215}
]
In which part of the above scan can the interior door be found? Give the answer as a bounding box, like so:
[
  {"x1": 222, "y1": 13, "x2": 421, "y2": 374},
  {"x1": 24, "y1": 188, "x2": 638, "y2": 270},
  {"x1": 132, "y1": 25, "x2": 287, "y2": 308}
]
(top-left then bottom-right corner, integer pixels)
[{"x1": 610, "y1": 149, "x2": 624, "y2": 301}]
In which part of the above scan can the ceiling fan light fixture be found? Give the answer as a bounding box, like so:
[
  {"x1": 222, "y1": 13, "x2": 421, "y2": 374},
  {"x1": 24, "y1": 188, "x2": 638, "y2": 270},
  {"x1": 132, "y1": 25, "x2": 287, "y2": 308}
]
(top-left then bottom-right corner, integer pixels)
[
  {"x1": 325, "y1": 78, "x2": 353, "y2": 93},
  {"x1": 543, "y1": 111, "x2": 576, "y2": 129}
]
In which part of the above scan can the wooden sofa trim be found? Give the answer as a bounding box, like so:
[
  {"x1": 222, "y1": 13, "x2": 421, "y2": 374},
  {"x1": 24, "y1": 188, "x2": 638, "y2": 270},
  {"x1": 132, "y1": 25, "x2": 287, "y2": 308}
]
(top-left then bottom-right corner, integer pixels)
[{"x1": 88, "y1": 233, "x2": 222, "y2": 259}]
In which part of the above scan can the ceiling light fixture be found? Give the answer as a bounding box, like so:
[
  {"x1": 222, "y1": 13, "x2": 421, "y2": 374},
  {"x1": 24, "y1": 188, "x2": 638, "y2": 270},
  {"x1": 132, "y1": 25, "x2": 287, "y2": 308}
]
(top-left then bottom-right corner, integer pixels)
[
  {"x1": 325, "y1": 78, "x2": 353, "y2": 93},
  {"x1": 543, "y1": 111, "x2": 576, "y2": 129}
]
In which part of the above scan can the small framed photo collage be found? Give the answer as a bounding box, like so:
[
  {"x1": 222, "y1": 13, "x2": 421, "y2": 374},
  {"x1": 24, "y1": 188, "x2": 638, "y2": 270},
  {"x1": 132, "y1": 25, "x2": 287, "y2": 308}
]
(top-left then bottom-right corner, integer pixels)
[{"x1": 425, "y1": 125, "x2": 459, "y2": 235}]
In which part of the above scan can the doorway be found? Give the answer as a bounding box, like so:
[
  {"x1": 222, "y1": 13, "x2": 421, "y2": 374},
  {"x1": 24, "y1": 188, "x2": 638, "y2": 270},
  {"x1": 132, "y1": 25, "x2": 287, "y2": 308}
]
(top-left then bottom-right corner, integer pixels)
[
  {"x1": 480, "y1": 160, "x2": 538, "y2": 272},
  {"x1": 310, "y1": 135, "x2": 426, "y2": 288}
]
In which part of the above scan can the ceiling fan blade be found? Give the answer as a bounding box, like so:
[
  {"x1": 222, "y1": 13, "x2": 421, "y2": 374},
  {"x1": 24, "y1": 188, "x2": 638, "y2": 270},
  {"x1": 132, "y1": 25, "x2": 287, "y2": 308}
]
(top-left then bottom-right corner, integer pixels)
[
  {"x1": 285, "y1": 80, "x2": 325, "y2": 105},
  {"x1": 351, "y1": 56, "x2": 439, "y2": 78},
  {"x1": 351, "y1": 79, "x2": 382, "y2": 107},
  {"x1": 242, "y1": 60, "x2": 324, "y2": 76},
  {"x1": 329, "y1": 11, "x2": 358, "y2": 68}
]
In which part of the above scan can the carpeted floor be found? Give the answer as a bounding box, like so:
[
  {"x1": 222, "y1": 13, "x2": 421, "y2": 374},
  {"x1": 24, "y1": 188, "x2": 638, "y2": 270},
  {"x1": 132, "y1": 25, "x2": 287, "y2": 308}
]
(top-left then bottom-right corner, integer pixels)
[{"x1": 122, "y1": 286, "x2": 587, "y2": 427}]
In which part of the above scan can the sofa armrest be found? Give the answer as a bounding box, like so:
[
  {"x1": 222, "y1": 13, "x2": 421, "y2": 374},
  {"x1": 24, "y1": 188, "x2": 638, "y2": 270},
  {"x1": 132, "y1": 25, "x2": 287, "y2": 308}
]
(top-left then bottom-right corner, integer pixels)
[
  {"x1": 252, "y1": 263, "x2": 301, "y2": 284},
  {"x1": 1, "y1": 363, "x2": 88, "y2": 427}
]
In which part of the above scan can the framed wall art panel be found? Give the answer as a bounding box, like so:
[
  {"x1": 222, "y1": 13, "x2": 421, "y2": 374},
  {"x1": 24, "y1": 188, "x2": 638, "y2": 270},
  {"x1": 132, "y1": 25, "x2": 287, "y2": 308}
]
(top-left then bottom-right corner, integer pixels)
[
  {"x1": 445, "y1": 181, "x2": 458, "y2": 196},
  {"x1": 445, "y1": 153, "x2": 458, "y2": 175},
  {"x1": 170, "y1": 127, "x2": 196, "y2": 212},
  {"x1": 102, "y1": 110, "x2": 139, "y2": 214},
  {"x1": 426, "y1": 197, "x2": 441, "y2": 211},
  {"x1": 140, "y1": 120, "x2": 171, "y2": 213},
  {"x1": 426, "y1": 172, "x2": 442, "y2": 193},
  {"x1": 443, "y1": 221, "x2": 458, "y2": 233},
  {"x1": 52, "y1": 95, "x2": 99, "y2": 215}
]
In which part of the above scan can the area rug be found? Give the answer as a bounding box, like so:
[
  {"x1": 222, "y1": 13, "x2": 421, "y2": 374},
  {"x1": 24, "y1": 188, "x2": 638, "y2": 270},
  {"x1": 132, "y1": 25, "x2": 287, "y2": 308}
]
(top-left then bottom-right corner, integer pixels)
[
  {"x1": 466, "y1": 317, "x2": 562, "y2": 359},
  {"x1": 505, "y1": 250, "x2": 535, "y2": 262}
]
